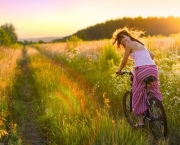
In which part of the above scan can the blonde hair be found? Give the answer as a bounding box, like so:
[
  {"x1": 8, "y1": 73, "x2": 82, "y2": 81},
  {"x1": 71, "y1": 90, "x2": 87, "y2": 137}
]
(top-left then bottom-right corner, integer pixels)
[{"x1": 111, "y1": 27, "x2": 145, "y2": 48}]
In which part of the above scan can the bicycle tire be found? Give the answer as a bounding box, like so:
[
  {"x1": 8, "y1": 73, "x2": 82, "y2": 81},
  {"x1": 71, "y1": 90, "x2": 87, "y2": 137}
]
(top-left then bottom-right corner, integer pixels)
[
  {"x1": 123, "y1": 91, "x2": 138, "y2": 127},
  {"x1": 148, "y1": 97, "x2": 167, "y2": 139}
]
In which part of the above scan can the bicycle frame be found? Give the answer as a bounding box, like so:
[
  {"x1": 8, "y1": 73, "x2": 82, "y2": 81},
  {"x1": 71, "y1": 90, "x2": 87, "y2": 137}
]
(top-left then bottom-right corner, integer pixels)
[
  {"x1": 121, "y1": 71, "x2": 167, "y2": 138},
  {"x1": 123, "y1": 71, "x2": 156, "y2": 120}
]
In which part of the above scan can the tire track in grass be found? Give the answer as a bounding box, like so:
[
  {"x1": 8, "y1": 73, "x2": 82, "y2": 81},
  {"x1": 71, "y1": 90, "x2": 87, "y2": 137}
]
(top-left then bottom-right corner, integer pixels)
[
  {"x1": 29, "y1": 51, "x2": 97, "y2": 115},
  {"x1": 12, "y1": 47, "x2": 44, "y2": 145},
  {"x1": 36, "y1": 48, "x2": 99, "y2": 115},
  {"x1": 30, "y1": 47, "x2": 100, "y2": 144},
  {"x1": 58, "y1": 74, "x2": 89, "y2": 114},
  {"x1": 28, "y1": 54, "x2": 79, "y2": 115}
]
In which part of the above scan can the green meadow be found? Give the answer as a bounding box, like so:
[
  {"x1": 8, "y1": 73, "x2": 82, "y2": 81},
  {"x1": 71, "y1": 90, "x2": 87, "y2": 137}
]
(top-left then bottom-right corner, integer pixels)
[{"x1": 0, "y1": 35, "x2": 180, "y2": 144}]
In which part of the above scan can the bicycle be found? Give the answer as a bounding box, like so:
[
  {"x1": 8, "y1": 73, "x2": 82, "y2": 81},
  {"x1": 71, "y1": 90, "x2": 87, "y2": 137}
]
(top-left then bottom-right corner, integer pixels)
[{"x1": 120, "y1": 71, "x2": 167, "y2": 139}]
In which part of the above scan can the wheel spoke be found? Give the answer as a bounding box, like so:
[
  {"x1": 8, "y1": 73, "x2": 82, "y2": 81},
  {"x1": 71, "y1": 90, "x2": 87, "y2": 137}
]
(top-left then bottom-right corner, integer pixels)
[
  {"x1": 123, "y1": 91, "x2": 138, "y2": 127},
  {"x1": 149, "y1": 97, "x2": 167, "y2": 139}
]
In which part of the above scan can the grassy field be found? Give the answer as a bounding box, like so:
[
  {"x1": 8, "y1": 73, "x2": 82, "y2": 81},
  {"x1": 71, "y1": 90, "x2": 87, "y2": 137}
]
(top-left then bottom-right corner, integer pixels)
[{"x1": 0, "y1": 35, "x2": 180, "y2": 144}]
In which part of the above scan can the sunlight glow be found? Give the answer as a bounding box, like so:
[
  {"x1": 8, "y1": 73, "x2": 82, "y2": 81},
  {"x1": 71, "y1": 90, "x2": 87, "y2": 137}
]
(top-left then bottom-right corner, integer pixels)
[{"x1": 1, "y1": 0, "x2": 180, "y2": 38}]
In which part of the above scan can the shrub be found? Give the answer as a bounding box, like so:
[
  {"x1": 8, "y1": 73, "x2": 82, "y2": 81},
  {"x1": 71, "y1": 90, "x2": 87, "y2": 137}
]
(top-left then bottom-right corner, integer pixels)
[{"x1": 98, "y1": 43, "x2": 120, "y2": 71}]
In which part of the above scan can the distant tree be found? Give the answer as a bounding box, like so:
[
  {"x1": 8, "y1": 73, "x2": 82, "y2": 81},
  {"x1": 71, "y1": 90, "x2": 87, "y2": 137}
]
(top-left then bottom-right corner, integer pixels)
[
  {"x1": 23, "y1": 40, "x2": 33, "y2": 45},
  {"x1": 0, "y1": 23, "x2": 18, "y2": 46},
  {"x1": 77, "y1": 31, "x2": 87, "y2": 40},
  {"x1": 62, "y1": 16, "x2": 180, "y2": 41},
  {"x1": 38, "y1": 40, "x2": 44, "y2": 44},
  {"x1": 0, "y1": 28, "x2": 11, "y2": 46}
]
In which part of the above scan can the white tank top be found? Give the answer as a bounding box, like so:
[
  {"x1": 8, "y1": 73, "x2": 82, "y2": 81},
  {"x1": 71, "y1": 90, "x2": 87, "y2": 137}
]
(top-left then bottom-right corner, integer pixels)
[{"x1": 130, "y1": 49, "x2": 155, "y2": 67}]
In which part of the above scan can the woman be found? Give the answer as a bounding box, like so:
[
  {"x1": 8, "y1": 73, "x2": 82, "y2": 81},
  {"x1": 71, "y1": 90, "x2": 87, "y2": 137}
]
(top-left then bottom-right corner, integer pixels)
[{"x1": 112, "y1": 27, "x2": 162, "y2": 128}]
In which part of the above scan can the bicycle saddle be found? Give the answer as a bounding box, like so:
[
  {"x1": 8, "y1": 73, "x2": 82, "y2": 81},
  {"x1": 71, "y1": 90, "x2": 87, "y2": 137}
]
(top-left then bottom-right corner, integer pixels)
[{"x1": 143, "y1": 76, "x2": 156, "y2": 84}]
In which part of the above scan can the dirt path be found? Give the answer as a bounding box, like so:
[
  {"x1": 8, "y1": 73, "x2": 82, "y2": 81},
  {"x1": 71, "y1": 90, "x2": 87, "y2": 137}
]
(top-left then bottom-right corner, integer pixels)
[
  {"x1": 18, "y1": 102, "x2": 43, "y2": 145},
  {"x1": 14, "y1": 48, "x2": 44, "y2": 145}
]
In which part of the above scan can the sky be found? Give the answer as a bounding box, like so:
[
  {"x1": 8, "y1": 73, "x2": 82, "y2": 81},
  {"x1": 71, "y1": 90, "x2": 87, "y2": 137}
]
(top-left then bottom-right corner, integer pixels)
[{"x1": 1, "y1": 0, "x2": 180, "y2": 39}]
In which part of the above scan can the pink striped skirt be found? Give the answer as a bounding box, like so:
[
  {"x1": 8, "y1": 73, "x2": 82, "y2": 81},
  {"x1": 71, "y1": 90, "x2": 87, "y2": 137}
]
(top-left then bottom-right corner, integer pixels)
[{"x1": 132, "y1": 65, "x2": 162, "y2": 116}]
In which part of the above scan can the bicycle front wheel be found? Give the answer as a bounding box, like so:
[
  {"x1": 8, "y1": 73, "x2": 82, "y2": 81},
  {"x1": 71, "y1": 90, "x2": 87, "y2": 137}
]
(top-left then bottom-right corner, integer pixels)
[
  {"x1": 123, "y1": 91, "x2": 138, "y2": 127},
  {"x1": 148, "y1": 97, "x2": 167, "y2": 139}
]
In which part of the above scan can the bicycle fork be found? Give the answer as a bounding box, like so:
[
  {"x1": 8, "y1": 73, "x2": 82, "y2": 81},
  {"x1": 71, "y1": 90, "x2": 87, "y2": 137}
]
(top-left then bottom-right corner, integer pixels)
[
  {"x1": 143, "y1": 89, "x2": 153, "y2": 121},
  {"x1": 130, "y1": 91, "x2": 133, "y2": 112}
]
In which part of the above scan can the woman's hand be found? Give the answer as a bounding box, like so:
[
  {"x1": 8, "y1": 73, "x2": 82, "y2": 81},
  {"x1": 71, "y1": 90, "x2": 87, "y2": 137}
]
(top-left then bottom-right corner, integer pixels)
[{"x1": 116, "y1": 70, "x2": 123, "y2": 75}]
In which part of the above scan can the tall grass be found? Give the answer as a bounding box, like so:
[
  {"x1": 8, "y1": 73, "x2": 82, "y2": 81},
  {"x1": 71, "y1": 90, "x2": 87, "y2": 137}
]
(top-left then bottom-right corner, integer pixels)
[
  {"x1": 23, "y1": 44, "x2": 150, "y2": 144},
  {"x1": 0, "y1": 46, "x2": 22, "y2": 143},
  {"x1": 35, "y1": 34, "x2": 180, "y2": 144},
  {"x1": 0, "y1": 34, "x2": 179, "y2": 144}
]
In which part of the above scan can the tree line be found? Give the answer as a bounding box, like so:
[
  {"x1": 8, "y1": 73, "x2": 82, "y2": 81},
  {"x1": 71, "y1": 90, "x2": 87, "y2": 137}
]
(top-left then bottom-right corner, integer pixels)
[
  {"x1": 0, "y1": 23, "x2": 18, "y2": 46},
  {"x1": 2, "y1": 16, "x2": 180, "y2": 45},
  {"x1": 56, "y1": 16, "x2": 180, "y2": 42}
]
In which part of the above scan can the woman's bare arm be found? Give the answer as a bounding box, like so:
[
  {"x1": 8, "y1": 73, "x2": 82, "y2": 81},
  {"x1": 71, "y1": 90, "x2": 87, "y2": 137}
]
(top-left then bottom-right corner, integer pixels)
[
  {"x1": 148, "y1": 49, "x2": 155, "y2": 60},
  {"x1": 116, "y1": 46, "x2": 131, "y2": 74}
]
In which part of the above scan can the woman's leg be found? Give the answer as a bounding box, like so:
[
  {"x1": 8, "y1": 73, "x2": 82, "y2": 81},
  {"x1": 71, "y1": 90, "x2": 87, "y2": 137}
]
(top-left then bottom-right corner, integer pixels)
[
  {"x1": 137, "y1": 114, "x2": 144, "y2": 125},
  {"x1": 132, "y1": 69, "x2": 147, "y2": 122}
]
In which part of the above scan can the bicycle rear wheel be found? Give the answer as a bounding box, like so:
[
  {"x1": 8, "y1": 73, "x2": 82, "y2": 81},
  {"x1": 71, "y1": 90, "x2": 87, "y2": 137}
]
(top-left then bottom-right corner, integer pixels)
[
  {"x1": 148, "y1": 97, "x2": 167, "y2": 139},
  {"x1": 123, "y1": 91, "x2": 138, "y2": 127}
]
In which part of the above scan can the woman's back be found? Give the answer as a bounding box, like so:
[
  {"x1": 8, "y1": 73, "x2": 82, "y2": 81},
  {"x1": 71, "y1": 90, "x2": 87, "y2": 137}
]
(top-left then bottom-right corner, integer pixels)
[
  {"x1": 127, "y1": 41, "x2": 155, "y2": 67},
  {"x1": 126, "y1": 41, "x2": 144, "y2": 53}
]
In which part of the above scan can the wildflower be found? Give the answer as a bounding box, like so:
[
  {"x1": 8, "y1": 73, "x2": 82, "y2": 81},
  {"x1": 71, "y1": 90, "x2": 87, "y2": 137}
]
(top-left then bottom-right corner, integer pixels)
[{"x1": 103, "y1": 93, "x2": 110, "y2": 108}]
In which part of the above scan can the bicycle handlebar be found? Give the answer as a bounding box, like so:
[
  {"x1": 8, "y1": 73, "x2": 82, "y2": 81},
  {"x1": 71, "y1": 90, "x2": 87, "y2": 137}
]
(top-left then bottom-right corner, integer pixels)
[
  {"x1": 122, "y1": 71, "x2": 133, "y2": 75},
  {"x1": 116, "y1": 71, "x2": 133, "y2": 83},
  {"x1": 116, "y1": 71, "x2": 133, "y2": 76}
]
